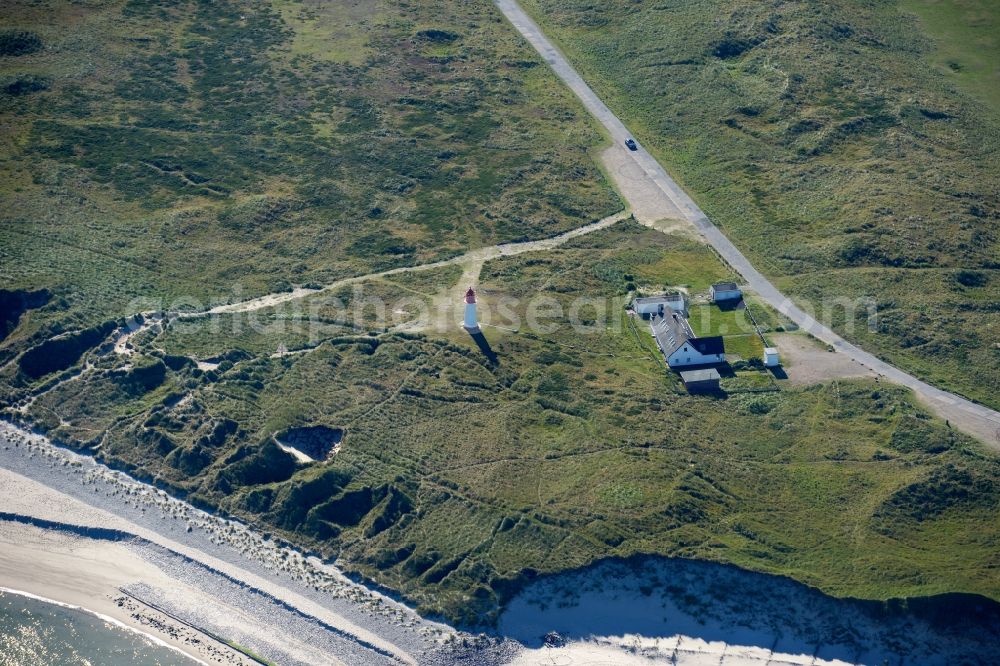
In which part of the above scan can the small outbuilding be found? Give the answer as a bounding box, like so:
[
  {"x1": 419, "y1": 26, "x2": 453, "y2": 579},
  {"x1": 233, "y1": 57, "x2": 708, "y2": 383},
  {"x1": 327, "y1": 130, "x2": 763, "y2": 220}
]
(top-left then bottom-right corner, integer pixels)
[
  {"x1": 633, "y1": 292, "x2": 687, "y2": 318},
  {"x1": 680, "y1": 368, "x2": 721, "y2": 393},
  {"x1": 764, "y1": 347, "x2": 780, "y2": 367},
  {"x1": 710, "y1": 282, "x2": 742, "y2": 303}
]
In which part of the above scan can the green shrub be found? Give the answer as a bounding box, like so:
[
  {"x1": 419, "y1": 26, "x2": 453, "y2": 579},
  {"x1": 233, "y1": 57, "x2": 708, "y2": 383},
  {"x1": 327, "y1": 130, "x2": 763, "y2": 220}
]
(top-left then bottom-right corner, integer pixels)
[
  {"x1": 112, "y1": 357, "x2": 167, "y2": 395},
  {"x1": 746, "y1": 397, "x2": 773, "y2": 414},
  {"x1": 0, "y1": 288, "x2": 50, "y2": 340},
  {"x1": 0, "y1": 30, "x2": 42, "y2": 56},
  {"x1": 3, "y1": 74, "x2": 49, "y2": 96},
  {"x1": 955, "y1": 270, "x2": 987, "y2": 288},
  {"x1": 711, "y1": 36, "x2": 756, "y2": 59},
  {"x1": 876, "y1": 463, "x2": 1000, "y2": 523},
  {"x1": 218, "y1": 442, "x2": 297, "y2": 488},
  {"x1": 18, "y1": 320, "x2": 116, "y2": 379},
  {"x1": 889, "y1": 415, "x2": 952, "y2": 454},
  {"x1": 416, "y1": 29, "x2": 460, "y2": 43}
]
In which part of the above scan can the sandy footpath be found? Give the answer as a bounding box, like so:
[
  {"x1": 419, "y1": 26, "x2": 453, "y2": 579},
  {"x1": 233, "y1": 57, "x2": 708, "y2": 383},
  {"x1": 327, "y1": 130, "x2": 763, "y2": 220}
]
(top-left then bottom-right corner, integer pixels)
[{"x1": 198, "y1": 210, "x2": 629, "y2": 316}]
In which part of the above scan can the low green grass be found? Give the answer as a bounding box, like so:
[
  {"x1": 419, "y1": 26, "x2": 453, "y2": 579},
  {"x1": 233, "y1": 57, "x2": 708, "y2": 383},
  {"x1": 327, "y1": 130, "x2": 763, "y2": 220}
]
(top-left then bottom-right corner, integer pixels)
[
  {"x1": 517, "y1": 0, "x2": 1000, "y2": 410},
  {"x1": 271, "y1": 0, "x2": 380, "y2": 65},
  {"x1": 687, "y1": 304, "x2": 752, "y2": 337},
  {"x1": 6, "y1": 220, "x2": 997, "y2": 625},
  {"x1": 2, "y1": 0, "x2": 998, "y2": 629},
  {"x1": 722, "y1": 333, "x2": 764, "y2": 362},
  {"x1": 720, "y1": 369, "x2": 775, "y2": 393},
  {"x1": 685, "y1": 303, "x2": 767, "y2": 361},
  {"x1": 901, "y1": 0, "x2": 1000, "y2": 110},
  {"x1": 0, "y1": 0, "x2": 619, "y2": 355}
]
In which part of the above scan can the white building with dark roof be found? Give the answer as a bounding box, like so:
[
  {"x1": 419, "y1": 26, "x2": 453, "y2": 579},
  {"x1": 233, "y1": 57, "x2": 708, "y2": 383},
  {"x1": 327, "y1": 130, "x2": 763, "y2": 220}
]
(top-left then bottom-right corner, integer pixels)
[
  {"x1": 710, "y1": 282, "x2": 742, "y2": 303},
  {"x1": 667, "y1": 334, "x2": 725, "y2": 368},
  {"x1": 650, "y1": 309, "x2": 725, "y2": 368},
  {"x1": 633, "y1": 292, "x2": 687, "y2": 318}
]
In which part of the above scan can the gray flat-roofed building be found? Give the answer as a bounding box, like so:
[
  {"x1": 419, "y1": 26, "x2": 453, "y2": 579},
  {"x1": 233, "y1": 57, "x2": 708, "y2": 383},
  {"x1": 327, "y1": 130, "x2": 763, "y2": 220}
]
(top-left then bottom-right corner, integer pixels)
[{"x1": 680, "y1": 368, "x2": 721, "y2": 393}]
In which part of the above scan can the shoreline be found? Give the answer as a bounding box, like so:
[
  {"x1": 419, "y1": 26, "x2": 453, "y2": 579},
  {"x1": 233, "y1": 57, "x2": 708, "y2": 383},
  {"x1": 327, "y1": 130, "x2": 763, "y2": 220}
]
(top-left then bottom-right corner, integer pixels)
[
  {"x1": 0, "y1": 586, "x2": 211, "y2": 666},
  {"x1": 3, "y1": 420, "x2": 997, "y2": 665},
  {"x1": 0, "y1": 519, "x2": 253, "y2": 665},
  {"x1": 0, "y1": 421, "x2": 514, "y2": 665}
]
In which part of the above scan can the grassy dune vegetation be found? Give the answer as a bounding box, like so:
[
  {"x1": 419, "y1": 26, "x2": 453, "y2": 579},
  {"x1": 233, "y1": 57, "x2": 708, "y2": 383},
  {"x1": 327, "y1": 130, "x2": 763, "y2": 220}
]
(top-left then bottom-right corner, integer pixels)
[
  {"x1": 0, "y1": 0, "x2": 619, "y2": 345},
  {"x1": 1, "y1": 0, "x2": 999, "y2": 627},
  {"x1": 902, "y1": 0, "x2": 1000, "y2": 110},
  {"x1": 518, "y1": 0, "x2": 1000, "y2": 410},
  {"x1": 7, "y1": 219, "x2": 999, "y2": 624}
]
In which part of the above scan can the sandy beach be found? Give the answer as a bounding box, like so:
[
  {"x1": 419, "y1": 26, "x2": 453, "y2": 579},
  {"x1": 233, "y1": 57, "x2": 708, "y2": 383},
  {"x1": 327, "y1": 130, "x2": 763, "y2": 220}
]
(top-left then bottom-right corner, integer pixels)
[
  {"x1": 0, "y1": 471, "x2": 353, "y2": 665},
  {"x1": 511, "y1": 639, "x2": 849, "y2": 666},
  {"x1": 0, "y1": 482, "x2": 253, "y2": 665},
  {"x1": 498, "y1": 556, "x2": 998, "y2": 666},
  {"x1": 0, "y1": 422, "x2": 509, "y2": 665},
  {"x1": 0, "y1": 539, "x2": 228, "y2": 666},
  {"x1": 2, "y1": 421, "x2": 996, "y2": 666}
]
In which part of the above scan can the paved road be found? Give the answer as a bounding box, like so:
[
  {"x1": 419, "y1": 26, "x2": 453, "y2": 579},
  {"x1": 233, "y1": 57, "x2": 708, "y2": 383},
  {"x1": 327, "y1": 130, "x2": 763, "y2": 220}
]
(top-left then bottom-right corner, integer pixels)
[{"x1": 495, "y1": 0, "x2": 1000, "y2": 448}]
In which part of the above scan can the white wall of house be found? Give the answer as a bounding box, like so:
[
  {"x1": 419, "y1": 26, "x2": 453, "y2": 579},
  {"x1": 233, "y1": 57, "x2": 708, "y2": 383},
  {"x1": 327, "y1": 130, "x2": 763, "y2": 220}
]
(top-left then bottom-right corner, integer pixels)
[
  {"x1": 667, "y1": 299, "x2": 687, "y2": 316},
  {"x1": 635, "y1": 301, "x2": 666, "y2": 316},
  {"x1": 667, "y1": 346, "x2": 725, "y2": 368}
]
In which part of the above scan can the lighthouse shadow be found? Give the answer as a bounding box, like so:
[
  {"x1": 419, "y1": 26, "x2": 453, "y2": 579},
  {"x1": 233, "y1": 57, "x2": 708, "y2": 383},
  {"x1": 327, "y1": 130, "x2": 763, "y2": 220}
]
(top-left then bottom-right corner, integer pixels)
[{"x1": 469, "y1": 330, "x2": 499, "y2": 366}]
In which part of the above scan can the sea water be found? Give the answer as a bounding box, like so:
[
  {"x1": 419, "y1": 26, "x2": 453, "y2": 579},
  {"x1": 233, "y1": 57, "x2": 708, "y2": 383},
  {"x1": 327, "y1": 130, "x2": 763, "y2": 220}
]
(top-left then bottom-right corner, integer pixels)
[{"x1": 0, "y1": 590, "x2": 196, "y2": 665}]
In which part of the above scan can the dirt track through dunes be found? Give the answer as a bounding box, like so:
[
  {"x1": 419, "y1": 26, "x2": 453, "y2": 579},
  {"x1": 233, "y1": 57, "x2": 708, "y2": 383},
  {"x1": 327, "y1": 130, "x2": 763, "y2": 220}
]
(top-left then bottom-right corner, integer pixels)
[
  {"x1": 187, "y1": 210, "x2": 630, "y2": 317},
  {"x1": 493, "y1": 0, "x2": 1000, "y2": 450}
]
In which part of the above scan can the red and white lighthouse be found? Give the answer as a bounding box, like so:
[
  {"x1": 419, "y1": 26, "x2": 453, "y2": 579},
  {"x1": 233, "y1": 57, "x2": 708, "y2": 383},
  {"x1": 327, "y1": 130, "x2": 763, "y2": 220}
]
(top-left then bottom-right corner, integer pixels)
[{"x1": 463, "y1": 287, "x2": 480, "y2": 333}]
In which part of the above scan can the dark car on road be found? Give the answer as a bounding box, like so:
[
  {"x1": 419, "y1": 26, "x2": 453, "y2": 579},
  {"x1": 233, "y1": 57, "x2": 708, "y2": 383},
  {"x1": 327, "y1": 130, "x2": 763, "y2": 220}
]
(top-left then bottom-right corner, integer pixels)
[{"x1": 625, "y1": 138, "x2": 637, "y2": 151}]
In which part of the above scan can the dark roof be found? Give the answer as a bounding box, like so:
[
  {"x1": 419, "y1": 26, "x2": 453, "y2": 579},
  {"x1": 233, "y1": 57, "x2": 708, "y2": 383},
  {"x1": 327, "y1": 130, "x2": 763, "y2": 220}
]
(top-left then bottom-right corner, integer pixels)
[
  {"x1": 653, "y1": 312, "x2": 724, "y2": 358},
  {"x1": 680, "y1": 368, "x2": 721, "y2": 382},
  {"x1": 712, "y1": 282, "x2": 739, "y2": 292},
  {"x1": 654, "y1": 310, "x2": 692, "y2": 356},
  {"x1": 634, "y1": 293, "x2": 685, "y2": 305},
  {"x1": 689, "y1": 336, "x2": 725, "y2": 355}
]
